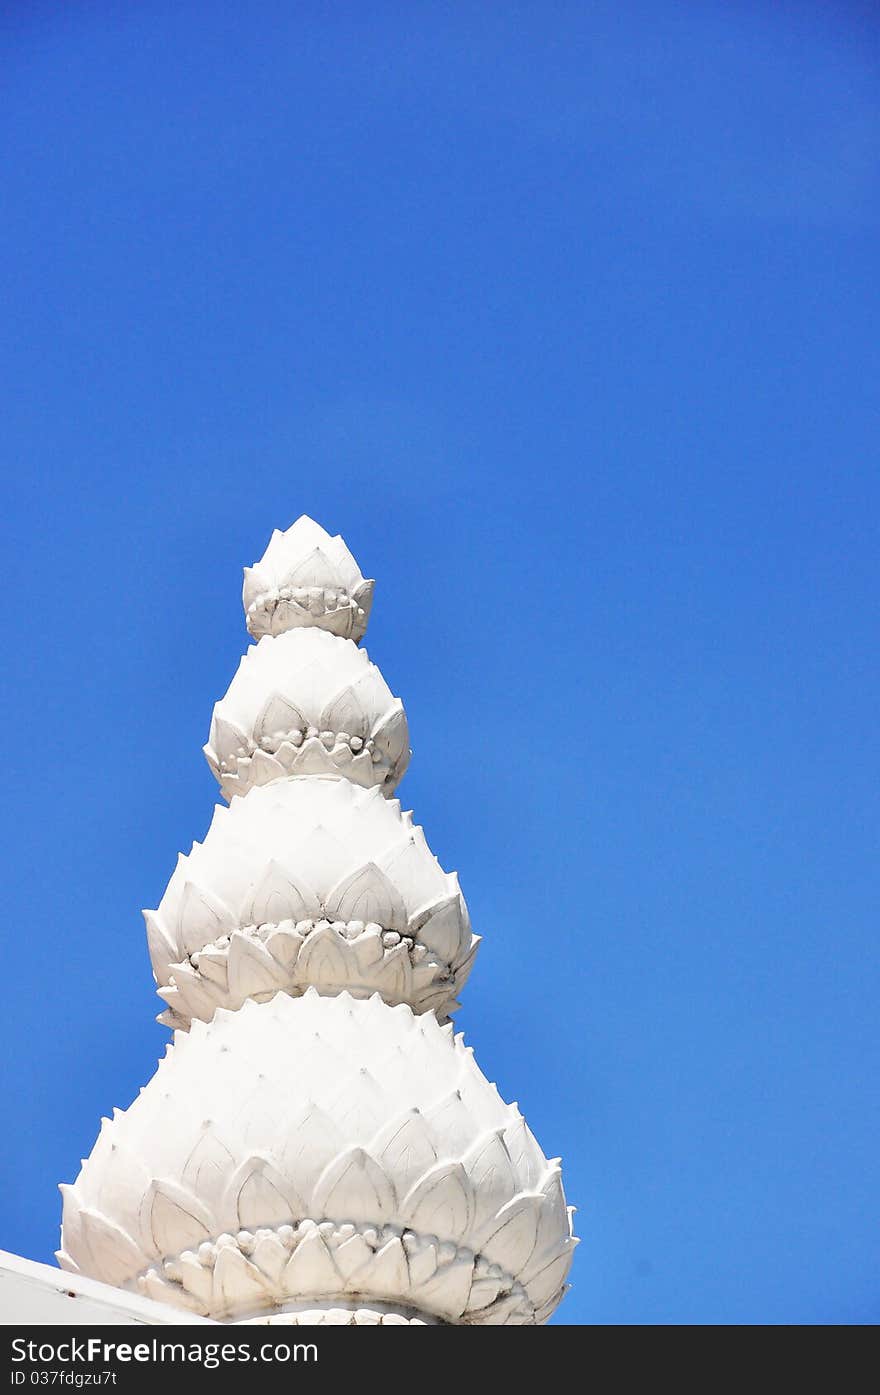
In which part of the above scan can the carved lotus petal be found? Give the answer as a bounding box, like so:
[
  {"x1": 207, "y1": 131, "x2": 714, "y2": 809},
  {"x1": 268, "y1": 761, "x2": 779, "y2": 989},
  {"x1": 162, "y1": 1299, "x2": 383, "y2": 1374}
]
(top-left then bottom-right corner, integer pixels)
[
  {"x1": 249, "y1": 749, "x2": 284, "y2": 785},
  {"x1": 370, "y1": 1110, "x2": 438, "y2": 1198},
  {"x1": 453, "y1": 935, "x2": 480, "y2": 985},
  {"x1": 250, "y1": 1231, "x2": 288, "y2": 1284},
  {"x1": 160, "y1": 972, "x2": 223, "y2": 1026},
  {"x1": 374, "y1": 943, "x2": 413, "y2": 1003},
  {"x1": 424, "y1": 1090, "x2": 478, "y2": 1159},
  {"x1": 464, "y1": 1129, "x2": 519, "y2": 1226},
  {"x1": 352, "y1": 578, "x2": 375, "y2": 621},
  {"x1": 195, "y1": 947, "x2": 229, "y2": 987},
  {"x1": 246, "y1": 862, "x2": 316, "y2": 927},
  {"x1": 76, "y1": 1210, "x2": 145, "y2": 1288},
  {"x1": 242, "y1": 563, "x2": 270, "y2": 612},
  {"x1": 213, "y1": 1245, "x2": 272, "y2": 1313},
  {"x1": 467, "y1": 1272, "x2": 504, "y2": 1312},
  {"x1": 406, "y1": 1238, "x2": 438, "y2": 1288},
  {"x1": 326, "y1": 1066, "x2": 390, "y2": 1141},
  {"x1": 349, "y1": 928, "x2": 385, "y2": 973},
  {"x1": 530, "y1": 1167, "x2": 570, "y2": 1271},
  {"x1": 143, "y1": 911, "x2": 176, "y2": 989},
  {"x1": 282, "y1": 1227, "x2": 340, "y2": 1296},
  {"x1": 280, "y1": 1103, "x2": 344, "y2": 1189},
  {"x1": 325, "y1": 863, "x2": 408, "y2": 930},
  {"x1": 225, "y1": 1156, "x2": 303, "y2": 1229},
  {"x1": 473, "y1": 1290, "x2": 530, "y2": 1325},
  {"x1": 503, "y1": 1115, "x2": 547, "y2": 1193},
  {"x1": 210, "y1": 715, "x2": 248, "y2": 765},
  {"x1": 479, "y1": 1195, "x2": 541, "y2": 1274},
  {"x1": 141, "y1": 1270, "x2": 197, "y2": 1312},
  {"x1": 518, "y1": 1247, "x2": 574, "y2": 1309},
  {"x1": 335, "y1": 1232, "x2": 374, "y2": 1285},
  {"x1": 371, "y1": 701, "x2": 408, "y2": 763},
  {"x1": 369, "y1": 1236, "x2": 409, "y2": 1297},
  {"x1": 255, "y1": 693, "x2": 305, "y2": 741},
  {"x1": 296, "y1": 923, "x2": 349, "y2": 990},
  {"x1": 411, "y1": 894, "x2": 468, "y2": 963},
  {"x1": 177, "y1": 883, "x2": 235, "y2": 957},
  {"x1": 320, "y1": 684, "x2": 369, "y2": 740},
  {"x1": 402, "y1": 1162, "x2": 475, "y2": 1244},
  {"x1": 142, "y1": 1180, "x2": 212, "y2": 1256},
  {"x1": 56, "y1": 1194, "x2": 83, "y2": 1273},
  {"x1": 227, "y1": 933, "x2": 287, "y2": 1000},
  {"x1": 176, "y1": 1251, "x2": 214, "y2": 1306},
  {"x1": 182, "y1": 1135, "x2": 236, "y2": 1212},
  {"x1": 413, "y1": 1253, "x2": 474, "y2": 1319},
  {"x1": 264, "y1": 924, "x2": 304, "y2": 969},
  {"x1": 313, "y1": 1147, "x2": 395, "y2": 1222},
  {"x1": 287, "y1": 546, "x2": 339, "y2": 590}
]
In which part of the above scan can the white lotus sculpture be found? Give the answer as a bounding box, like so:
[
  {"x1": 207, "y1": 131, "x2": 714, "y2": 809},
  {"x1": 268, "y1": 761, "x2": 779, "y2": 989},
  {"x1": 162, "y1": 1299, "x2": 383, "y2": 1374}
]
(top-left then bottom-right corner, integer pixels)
[
  {"x1": 243, "y1": 516, "x2": 374, "y2": 641},
  {"x1": 205, "y1": 628, "x2": 409, "y2": 800},
  {"x1": 59, "y1": 993, "x2": 575, "y2": 1325},
  {"x1": 59, "y1": 517, "x2": 576, "y2": 1324},
  {"x1": 147, "y1": 778, "x2": 477, "y2": 1027}
]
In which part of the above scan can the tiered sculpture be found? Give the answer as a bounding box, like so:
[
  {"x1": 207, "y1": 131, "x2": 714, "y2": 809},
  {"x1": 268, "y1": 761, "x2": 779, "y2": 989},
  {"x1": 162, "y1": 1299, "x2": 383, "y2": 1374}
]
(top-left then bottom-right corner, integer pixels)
[{"x1": 59, "y1": 518, "x2": 576, "y2": 1325}]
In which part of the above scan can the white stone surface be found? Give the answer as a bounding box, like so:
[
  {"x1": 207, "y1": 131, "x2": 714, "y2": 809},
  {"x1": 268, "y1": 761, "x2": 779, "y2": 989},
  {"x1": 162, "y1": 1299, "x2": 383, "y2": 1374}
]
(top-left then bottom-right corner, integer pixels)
[
  {"x1": 147, "y1": 778, "x2": 477, "y2": 1028},
  {"x1": 205, "y1": 628, "x2": 409, "y2": 801},
  {"x1": 0, "y1": 1248, "x2": 214, "y2": 1325},
  {"x1": 59, "y1": 516, "x2": 576, "y2": 1325},
  {"x1": 243, "y1": 517, "x2": 374, "y2": 642},
  {"x1": 59, "y1": 992, "x2": 576, "y2": 1325}
]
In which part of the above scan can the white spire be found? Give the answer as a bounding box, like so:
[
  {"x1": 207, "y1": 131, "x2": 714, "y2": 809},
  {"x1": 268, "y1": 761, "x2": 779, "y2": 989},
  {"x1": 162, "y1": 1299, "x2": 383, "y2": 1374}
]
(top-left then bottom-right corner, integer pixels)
[
  {"x1": 59, "y1": 517, "x2": 575, "y2": 1324},
  {"x1": 243, "y1": 516, "x2": 374, "y2": 641}
]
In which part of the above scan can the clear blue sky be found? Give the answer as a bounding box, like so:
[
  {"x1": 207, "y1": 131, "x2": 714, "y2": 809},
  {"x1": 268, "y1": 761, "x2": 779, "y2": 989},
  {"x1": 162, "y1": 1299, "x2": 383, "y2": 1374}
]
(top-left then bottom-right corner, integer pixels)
[{"x1": 1, "y1": 2, "x2": 878, "y2": 1325}]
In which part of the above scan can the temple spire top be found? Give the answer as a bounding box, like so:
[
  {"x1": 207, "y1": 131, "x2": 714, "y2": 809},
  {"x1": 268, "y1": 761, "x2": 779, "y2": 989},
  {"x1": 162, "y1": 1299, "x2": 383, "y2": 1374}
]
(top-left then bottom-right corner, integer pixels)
[
  {"x1": 59, "y1": 515, "x2": 575, "y2": 1325},
  {"x1": 243, "y1": 515, "x2": 375, "y2": 642}
]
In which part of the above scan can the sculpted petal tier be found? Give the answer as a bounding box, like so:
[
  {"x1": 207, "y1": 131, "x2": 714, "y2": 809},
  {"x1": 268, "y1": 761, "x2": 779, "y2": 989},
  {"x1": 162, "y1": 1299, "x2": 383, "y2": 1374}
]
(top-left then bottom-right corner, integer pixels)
[
  {"x1": 59, "y1": 992, "x2": 576, "y2": 1325},
  {"x1": 243, "y1": 516, "x2": 374, "y2": 642},
  {"x1": 146, "y1": 778, "x2": 477, "y2": 1028},
  {"x1": 204, "y1": 628, "x2": 410, "y2": 801}
]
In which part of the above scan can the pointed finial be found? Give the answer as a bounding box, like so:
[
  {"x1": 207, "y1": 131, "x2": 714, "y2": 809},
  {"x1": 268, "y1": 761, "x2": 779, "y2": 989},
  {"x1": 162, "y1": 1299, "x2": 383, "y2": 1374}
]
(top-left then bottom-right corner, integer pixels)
[{"x1": 243, "y1": 516, "x2": 374, "y2": 641}]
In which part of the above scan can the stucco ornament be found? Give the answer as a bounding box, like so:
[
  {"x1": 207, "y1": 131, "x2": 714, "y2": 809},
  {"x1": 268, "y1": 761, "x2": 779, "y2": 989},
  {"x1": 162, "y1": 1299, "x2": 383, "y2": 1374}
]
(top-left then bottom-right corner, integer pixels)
[
  {"x1": 204, "y1": 628, "x2": 409, "y2": 800},
  {"x1": 59, "y1": 517, "x2": 576, "y2": 1324},
  {"x1": 243, "y1": 516, "x2": 374, "y2": 641},
  {"x1": 147, "y1": 778, "x2": 477, "y2": 1027},
  {"x1": 59, "y1": 994, "x2": 576, "y2": 1325}
]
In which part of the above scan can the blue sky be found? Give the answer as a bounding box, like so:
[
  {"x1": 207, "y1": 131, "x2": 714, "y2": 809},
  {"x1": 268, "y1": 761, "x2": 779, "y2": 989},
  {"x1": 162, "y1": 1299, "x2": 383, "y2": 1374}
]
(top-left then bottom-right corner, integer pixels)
[{"x1": 1, "y1": 2, "x2": 878, "y2": 1324}]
